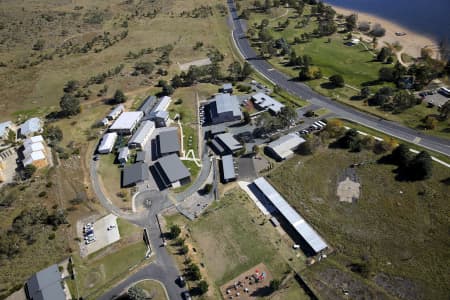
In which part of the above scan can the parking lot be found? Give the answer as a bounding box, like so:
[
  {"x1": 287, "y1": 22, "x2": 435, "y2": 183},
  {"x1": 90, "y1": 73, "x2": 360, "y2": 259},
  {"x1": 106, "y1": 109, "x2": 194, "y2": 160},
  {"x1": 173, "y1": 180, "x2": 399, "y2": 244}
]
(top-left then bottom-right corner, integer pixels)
[
  {"x1": 421, "y1": 92, "x2": 449, "y2": 107},
  {"x1": 78, "y1": 214, "x2": 120, "y2": 257}
]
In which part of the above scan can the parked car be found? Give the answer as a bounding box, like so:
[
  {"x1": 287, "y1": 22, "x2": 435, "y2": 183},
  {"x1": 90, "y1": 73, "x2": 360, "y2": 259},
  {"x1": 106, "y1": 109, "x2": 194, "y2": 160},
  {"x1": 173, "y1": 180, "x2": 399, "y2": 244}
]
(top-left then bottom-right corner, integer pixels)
[
  {"x1": 177, "y1": 276, "x2": 186, "y2": 288},
  {"x1": 182, "y1": 291, "x2": 192, "y2": 300}
]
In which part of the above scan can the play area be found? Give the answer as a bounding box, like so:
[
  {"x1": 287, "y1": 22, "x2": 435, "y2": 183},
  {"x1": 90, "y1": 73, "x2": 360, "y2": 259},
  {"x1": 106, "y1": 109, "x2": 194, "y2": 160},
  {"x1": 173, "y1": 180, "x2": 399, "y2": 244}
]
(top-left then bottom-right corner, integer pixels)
[{"x1": 220, "y1": 263, "x2": 273, "y2": 300}]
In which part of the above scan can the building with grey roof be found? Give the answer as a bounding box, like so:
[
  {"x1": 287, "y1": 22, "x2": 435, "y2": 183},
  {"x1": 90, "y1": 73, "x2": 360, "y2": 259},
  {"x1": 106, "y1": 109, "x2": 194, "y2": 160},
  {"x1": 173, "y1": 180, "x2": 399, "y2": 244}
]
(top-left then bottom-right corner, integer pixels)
[
  {"x1": 138, "y1": 95, "x2": 157, "y2": 116},
  {"x1": 154, "y1": 153, "x2": 190, "y2": 188},
  {"x1": 19, "y1": 117, "x2": 43, "y2": 137},
  {"x1": 122, "y1": 162, "x2": 150, "y2": 187},
  {"x1": 25, "y1": 264, "x2": 66, "y2": 300},
  {"x1": 252, "y1": 92, "x2": 285, "y2": 115},
  {"x1": 157, "y1": 127, "x2": 180, "y2": 157},
  {"x1": 109, "y1": 111, "x2": 143, "y2": 135},
  {"x1": 253, "y1": 177, "x2": 328, "y2": 254},
  {"x1": 209, "y1": 94, "x2": 242, "y2": 125},
  {"x1": 213, "y1": 132, "x2": 243, "y2": 155},
  {"x1": 107, "y1": 104, "x2": 124, "y2": 121},
  {"x1": 128, "y1": 121, "x2": 155, "y2": 149},
  {"x1": 265, "y1": 133, "x2": 305, "y2": 161},
  {"x1": 154, "y1": 110, "x2": 170, "y2": 128},
  {"x1": 221, "y1": 155, "x2": 236, "y2": 183},
  {"x1": 118, "y1": 147, "x2": 130, "y2": 163}
]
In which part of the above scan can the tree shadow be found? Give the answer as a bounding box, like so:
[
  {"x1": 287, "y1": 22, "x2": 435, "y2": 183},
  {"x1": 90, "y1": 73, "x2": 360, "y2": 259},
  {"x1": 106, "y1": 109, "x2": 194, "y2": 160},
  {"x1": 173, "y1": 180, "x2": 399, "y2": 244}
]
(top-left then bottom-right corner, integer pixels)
[
  {"x1": 250, "y1": 286, "x2": 274, "y2": 297},
  {"x1": 440, "y1": 177, "x2": 450, "y2": 186},
  {"x1": 320, "y1": 82, "x2": 337, "y2": 89},
  {"x1": 350, "y1": 95, "x2": 364, "y2": 101},
  {"x1": 361, "y1": 79, "x2": 382, "y2": 87}
]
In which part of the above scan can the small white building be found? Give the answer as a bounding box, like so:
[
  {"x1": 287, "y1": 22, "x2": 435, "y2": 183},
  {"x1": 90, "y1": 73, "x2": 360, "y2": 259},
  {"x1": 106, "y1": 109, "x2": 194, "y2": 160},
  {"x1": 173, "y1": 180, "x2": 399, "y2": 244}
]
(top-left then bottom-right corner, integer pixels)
[
  {"x1": 107, "y1": 104, "x2": 124, "y2": 121},
  {"x1": 109, "y1": 111, "x2": 144, "y2": 135},
  {"x1": 265, "y1": 133, "x2": 305, "y2": 161},
  {"x1": 117, "y1": 147, "x2": 130, "y2": 163},
  {"x1": 98, "y1": 132, "x2": 118, "y2": 154},
  {"x1": 19, "y1": 117, "x2": 43, "y2": 137},
  {"x1": 101, "y1": 118, "x2": 109, "y2": 127},
  {"x1": 128, "y1": 120, "x2": 155, "y2": 149},
  {"x1": 252, "y1": 92, "x2": 285, "y2": 115}
]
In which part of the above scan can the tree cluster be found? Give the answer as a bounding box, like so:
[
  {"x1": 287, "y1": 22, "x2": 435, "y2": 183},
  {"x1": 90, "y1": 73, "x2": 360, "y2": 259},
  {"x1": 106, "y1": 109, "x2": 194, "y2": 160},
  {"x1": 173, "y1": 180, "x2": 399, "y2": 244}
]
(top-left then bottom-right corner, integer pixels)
[{"x1": 384, "y1": 144, "x2": 433, "y2": 180}]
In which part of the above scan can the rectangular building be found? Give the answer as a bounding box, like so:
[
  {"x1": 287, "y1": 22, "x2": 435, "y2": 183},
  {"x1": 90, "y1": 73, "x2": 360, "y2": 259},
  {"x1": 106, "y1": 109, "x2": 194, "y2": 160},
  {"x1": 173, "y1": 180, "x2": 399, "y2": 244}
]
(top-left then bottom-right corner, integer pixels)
[
  {"x1": 138, "y1": 95, "x2": 157, "y2": 116},
  {"x1": 109, "y1": 111, "x2": 144, "y2": 135},
  {"x1": 253, "y1": 177, "x2": 328, "y2": 254},
  {"x1": 209, "y1": 94, "x2": 242, "y2": 125},
  {"x1": 154, "y1": 154, "x2": 191, "y2": 188},
  {"x1": 22, "y1": 135, "x2": 48, "y2": 168},
  {"x1": 221, "y1": 155, "x2": 236, "y2": 183},
  {"x1": 98, "y1": 132, "x2": 118, "y2": 154},
  {"x1": 214, "y1": 133, "x2": 243, "y2": 154},
  {"x1": 154, "y1": 110, "x2": 170, "y2": 128},
  {"x1": 222, "y1": 83, "x2": 233, "y2": 94},
  {"x1": 128, "y1": 121, "x2": 155, "y2": 149},
  {"x1": 25, "y1": 264, "x2": 66, "y2": 300},
  {"x1": 122, "y1": 162, "x2": 150, "y2": 187},
  {"x1": 107, "y1": 104, "x2": 124, "y2": 121},
  {"x1": 19, "y1": 117, "x2": 43, "y2": 137},
  {"x1": 118, "y1": 147, "x2": 130, "y2": 163},
  {"x1": 157, "y1": 127, "x2": 180, "y2": 157},
  {"x1": 265, "y1": 133, "x2": 305, "y2": 161},
  {"x1": 252, "y1": 92, "x2": 285, "y2": 115}
]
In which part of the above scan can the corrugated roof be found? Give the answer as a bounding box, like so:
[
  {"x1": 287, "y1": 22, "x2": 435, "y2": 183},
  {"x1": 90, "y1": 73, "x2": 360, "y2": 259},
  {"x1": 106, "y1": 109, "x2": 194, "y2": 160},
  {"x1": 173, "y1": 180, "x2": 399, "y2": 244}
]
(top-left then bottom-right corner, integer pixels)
[
  {"x1": 26, "y1": 264, "x2": 65, "y2": 300},
  {"x1": 267, "y1": 133, "x2": 305, "y2": 160},
  {"x1": 216, "y1": 133, "x2": 242, "y2": 152},
  {"x1": 214, "y1": 94, "x2": 241, "y2": 117},
  {"x1": 118, "y1": 147, "x2": 129, "y2": 160},
  {"x1": 107, "y1": 104, "x2": 124, "y2": 119},
  {"x1": 156, "y1": 153, "x2": 190, "y2": 183},
  {"x1": 138, "y1": 96, "x2": 157, "y2": 115},
  {"x1": 155, "y1": 110, "x2": 169, "y2": 119},
  {"x1": 151, "y1": 96, "x2": 171, "y2": 114},
  {"x1": 253, "y1": 177, "x2": 328, "y2": 253},
  {"x1": 128, "y1": 121, "x2": 155, "y2": 147},
  {"x1": 136, "y1": 151, "x2": 145, "y2": 162},
  {"x1": 221, "y1": 155, "x2": 236, "y2": 180},
  {"x1": 24, "y1": 150, "x2": 46, "y2": 166},
  {"x1": 122, "y1": 162, "x2": 149, "y2": 186},
  {"x1": 252, "y1": 92, "x2": 285, "y2": 114},
  {"x1": 19, "y1": 118, "x2": 42, "y2": 136},
  {"x1": 98, "y1": 132, "x2": 117, "y2": 153},
  {"x1": 158, "y1": 127, "x2": 180, "y2": 155},
  {"x1": 110, "y1": 112, "x2": 143, "y2": 131}
]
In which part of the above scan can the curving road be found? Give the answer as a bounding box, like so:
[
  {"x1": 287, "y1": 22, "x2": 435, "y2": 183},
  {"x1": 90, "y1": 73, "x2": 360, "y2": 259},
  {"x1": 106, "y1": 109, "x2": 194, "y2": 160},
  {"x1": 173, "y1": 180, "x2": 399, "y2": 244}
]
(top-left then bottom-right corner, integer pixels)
[{"x1": 226, "y1": 0, "x2": 450, "y2": 156}]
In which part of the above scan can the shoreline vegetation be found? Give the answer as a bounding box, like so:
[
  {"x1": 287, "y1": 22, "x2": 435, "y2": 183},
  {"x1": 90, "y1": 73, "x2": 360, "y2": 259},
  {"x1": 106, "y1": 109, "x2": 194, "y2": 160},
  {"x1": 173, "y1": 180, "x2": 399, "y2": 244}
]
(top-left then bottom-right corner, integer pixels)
[{"x1": 330, "y1": 4, "x2": 440, "y2": 59}]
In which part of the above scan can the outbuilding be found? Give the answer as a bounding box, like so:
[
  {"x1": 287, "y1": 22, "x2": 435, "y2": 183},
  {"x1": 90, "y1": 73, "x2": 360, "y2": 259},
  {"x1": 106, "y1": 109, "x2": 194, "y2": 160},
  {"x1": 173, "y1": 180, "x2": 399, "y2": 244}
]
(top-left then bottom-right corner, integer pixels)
[
  {"x1": 220, "y1": 155, "x2": 236, "y2": 183},
  {"x1": 107, "y1": 104, "x2": 124, "y2": 121},
  {"x1": 98, "y1": 132, "x2": 118, "y2": 154},
  {"x1": 265, "y1": 133, "x2": 305, "y2": 161},
  {"x1": 128, "y1": 120, "x2": 155, "y2": 149},
  {"x1": 154, "y1": 154, "x2": 191, "y2": 188},
  {"x1": 109, "y1": 111, "x2": 144, "y2": 135},
  {"x1": 222, "y1": 83, "x2": 233, "y2": 94},
  {"x1": 118, "y1": 147, "x2": 130, "y2": 163}
]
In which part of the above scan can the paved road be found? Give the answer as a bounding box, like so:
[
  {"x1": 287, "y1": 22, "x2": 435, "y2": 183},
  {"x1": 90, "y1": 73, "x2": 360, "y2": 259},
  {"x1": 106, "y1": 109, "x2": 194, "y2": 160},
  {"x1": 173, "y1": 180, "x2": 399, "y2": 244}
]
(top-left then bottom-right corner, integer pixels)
[{"x1": 226, "y1": 0, "x2": 450, "y2": 156}]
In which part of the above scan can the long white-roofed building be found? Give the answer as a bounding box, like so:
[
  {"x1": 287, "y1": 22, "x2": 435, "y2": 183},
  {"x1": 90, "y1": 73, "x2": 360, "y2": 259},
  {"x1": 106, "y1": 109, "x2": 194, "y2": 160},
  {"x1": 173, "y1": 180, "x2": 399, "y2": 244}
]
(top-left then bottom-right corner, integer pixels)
[
  {"x1": 128, "y1": 121, "x2": 155, "y2": 149},
  {"x1": 98, "y1": 132, "x2": 118, "y2": 154},
  {"x1": 265, "y1": 133, "x2": 305, "y2": 161},
  {"x1": 253, "y1": 177, "x2": 328, "y2": 255},
  {"x1": 109, "y1": 111, "x2": 143, "y2": 135},
  {"x1": 107, "y1": 104, "x2": 124, "y2": 121}
]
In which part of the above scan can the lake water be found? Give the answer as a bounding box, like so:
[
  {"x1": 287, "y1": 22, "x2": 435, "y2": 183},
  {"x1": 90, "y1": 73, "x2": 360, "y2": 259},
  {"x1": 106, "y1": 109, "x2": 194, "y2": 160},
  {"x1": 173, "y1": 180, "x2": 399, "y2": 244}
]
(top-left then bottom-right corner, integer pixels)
[{"x1": 324, "y1": 0, "x2": 450, "y2": 42}]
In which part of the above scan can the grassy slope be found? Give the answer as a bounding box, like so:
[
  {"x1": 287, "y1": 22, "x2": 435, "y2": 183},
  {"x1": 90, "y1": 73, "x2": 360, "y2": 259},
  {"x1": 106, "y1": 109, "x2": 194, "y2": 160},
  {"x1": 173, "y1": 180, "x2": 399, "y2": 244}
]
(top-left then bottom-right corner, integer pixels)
[
  {"x1": 135, "y1": 280, "x2": 168, "y2": 300},
  {"x1": 165, "y1": 189, "x2": 310, "y2": 299},
  {"x1": 267, "y1": 148, "x2": 450, "y2": 298}
]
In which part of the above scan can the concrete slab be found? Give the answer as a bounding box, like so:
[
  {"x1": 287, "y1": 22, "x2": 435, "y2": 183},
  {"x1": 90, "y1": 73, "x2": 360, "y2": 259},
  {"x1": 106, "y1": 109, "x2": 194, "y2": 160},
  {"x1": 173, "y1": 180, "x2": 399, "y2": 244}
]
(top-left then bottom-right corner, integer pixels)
[{"x1": 80, "y1": 214, "x2": 120, "y2": 256}]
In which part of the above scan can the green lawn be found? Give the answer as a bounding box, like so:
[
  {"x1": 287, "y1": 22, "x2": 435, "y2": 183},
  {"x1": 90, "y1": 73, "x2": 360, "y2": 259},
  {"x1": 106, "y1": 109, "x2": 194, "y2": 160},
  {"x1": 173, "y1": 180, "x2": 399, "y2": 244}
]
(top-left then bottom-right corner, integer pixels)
[
  {"x1": 165, "y1": 189, "x2": 309, "y2": 298},
  {"x1": 135, "y1": 280, "x2": 168, "y2": 300},
  {"x1": 267, "y1": 147, "x2": 450, "y2": 299}
]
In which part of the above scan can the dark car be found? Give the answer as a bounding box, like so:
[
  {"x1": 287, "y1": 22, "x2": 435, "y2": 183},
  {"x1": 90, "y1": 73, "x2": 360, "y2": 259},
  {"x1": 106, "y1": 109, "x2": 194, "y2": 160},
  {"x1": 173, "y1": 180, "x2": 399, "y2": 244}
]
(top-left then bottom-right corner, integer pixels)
[
  {"x1": 176, "y1": 275, "x2": 186, "y2": 288},
  {"x1": 182, "y1": 291, "x2": 192, "y2": 300}
]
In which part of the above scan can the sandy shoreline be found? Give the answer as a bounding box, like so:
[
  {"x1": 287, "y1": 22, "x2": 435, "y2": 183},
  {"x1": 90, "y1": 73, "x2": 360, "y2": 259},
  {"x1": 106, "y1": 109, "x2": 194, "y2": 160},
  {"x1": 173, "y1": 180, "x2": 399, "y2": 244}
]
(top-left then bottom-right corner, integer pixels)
[{"x1": 331, "y1": 5, "x2": 440, "y2": 59}]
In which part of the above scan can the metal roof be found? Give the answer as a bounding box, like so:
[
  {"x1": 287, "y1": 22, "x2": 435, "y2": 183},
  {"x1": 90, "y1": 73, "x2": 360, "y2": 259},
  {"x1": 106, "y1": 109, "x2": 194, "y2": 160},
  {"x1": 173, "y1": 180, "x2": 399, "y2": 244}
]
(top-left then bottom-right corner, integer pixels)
[
  {"x1": 138, "y1": 96, "x2": 157, "y2": 115},
  {"x1": 110, "y1": 112, "x2": 143, "y2": 131},
  {"x1": 98, "y1": 132, "x2": 117, "y2": 153},
  {"x1": 215, "y1": 133, "x2": 242, "y2": 152},
  {"x1": 156, "y1": 153, "x2": 190, "y2": 183},
  {"x1": 253, "y1": 177, "x2": 328, "y2": 253},
  {"x1": 158, "y1": 127, "x2": 180, "y2": 155},
  {"x1": 221, "y1": 155, "x2": 236, "y2": 180},
  {"x1": 155, "y1": 110, "x2": 169, "y2": 119},
  {"x1": 267, "y1": 133, "x2": 305, "y2": 160},
  {"x1": 252, "y1": 92, "x2": 285, "y2": 114},
  {"x1": 122, "y1": 162, "x2": 150, "y2": 186},
  {"x1": 118, "y1": 147, "x2": 129, "y2": 160},
  {"x1": 107, "y1": 104, "x2": 124, "y2": 119},
  {"x1": 214, "y1": 94, "x2": 241, "y2": 117},
  {"x1": 24, "y1": 135, "x2": 44, "y2": 145},
  {"x1": 26, "y1": 264, "x2": 65, "y2": 300},
  {"x1": 19, "y1": 117, "x2": 42, "y2": 136},
  {"x1": 136, "y1": 151, "x2": 145, "y2": 162},
  {"x1": 223, "y1": 83, "x2": 233, "y2": 90},
  {"x1": 128, "y1": 120, "x2": 155, "y2": 147},
  {"x1": 23, "y1": 150, "x2": 46, "y2": 166},
  {"x1": 151, "y1": 96, "x2": 171, "y2": 115},
  {"x1": 0, "y1": 121, "x2": 13, "y2": 137}
]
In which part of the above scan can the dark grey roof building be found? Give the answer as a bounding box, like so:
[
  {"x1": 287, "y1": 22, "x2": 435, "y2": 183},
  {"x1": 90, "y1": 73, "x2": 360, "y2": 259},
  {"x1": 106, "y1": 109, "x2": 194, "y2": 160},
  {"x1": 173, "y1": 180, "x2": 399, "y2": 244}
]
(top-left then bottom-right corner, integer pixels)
[
  {"x1": 122, "y1": 162, "x2": 150, "y2": 187},
  {"x1": 25, "y1": 264, "x2": 66, "y2": 300},
  {"x1": 221, "y1": 155, "x2": 236, "y2": 183},
  {"x1": 214, "y1": 133, "x2": 243, "y2": 154},
  {"x1": 138, "y1": 95, "x2": 157, "y2": 116},
  {"x1": 154, "y1": 154, "x2": 191, "y2": 188},
  {"x1": 157, "y1": 127, "x2": 180, "y2": 157}
]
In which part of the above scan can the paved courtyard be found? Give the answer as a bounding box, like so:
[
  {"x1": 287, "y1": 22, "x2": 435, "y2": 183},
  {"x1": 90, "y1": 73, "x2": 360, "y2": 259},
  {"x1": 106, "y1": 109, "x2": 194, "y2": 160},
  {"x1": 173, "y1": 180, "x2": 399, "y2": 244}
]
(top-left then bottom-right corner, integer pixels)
[{"x1": 79, "y1": 214, "x2": 120, "y2": 257}]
